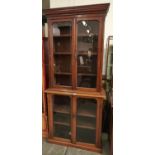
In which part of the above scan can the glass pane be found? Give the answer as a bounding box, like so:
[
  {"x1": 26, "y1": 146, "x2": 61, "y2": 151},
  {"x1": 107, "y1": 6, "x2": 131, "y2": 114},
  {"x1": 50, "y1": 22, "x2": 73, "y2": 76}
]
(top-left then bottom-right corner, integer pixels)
[
  {"x1": 77, "y1": 98, "x2": 97, "y2": 144},
  {"x1": 53, "y1": 95, "x2": 71, "y2": 139},
  {"x1": 52, "y1": 22, "x2": 72, "y2": 86},
  {"x1": 77, "y1": 20, "x2": 99, "y2": 88}
]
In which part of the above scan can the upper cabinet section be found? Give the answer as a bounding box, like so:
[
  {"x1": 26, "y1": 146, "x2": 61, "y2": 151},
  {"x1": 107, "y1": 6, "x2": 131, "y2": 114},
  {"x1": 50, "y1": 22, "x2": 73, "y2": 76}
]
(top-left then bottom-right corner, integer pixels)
[{"x1": 43, "y1": 3, "x2": 110, "y2": 91}]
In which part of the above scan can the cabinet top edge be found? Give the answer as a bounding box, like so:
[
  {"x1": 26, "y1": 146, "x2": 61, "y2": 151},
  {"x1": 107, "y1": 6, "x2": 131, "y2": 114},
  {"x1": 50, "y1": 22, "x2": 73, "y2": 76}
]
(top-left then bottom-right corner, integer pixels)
[{"x1": 43, "y1": 3, "x2": 110, "y2": 17}]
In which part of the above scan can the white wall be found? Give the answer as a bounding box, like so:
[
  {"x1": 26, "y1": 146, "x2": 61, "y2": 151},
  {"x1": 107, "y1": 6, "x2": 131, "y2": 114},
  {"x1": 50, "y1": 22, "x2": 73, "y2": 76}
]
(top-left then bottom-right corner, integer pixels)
[{"x1": 50, "y1": 0, "x2": 113, "y2": 75}]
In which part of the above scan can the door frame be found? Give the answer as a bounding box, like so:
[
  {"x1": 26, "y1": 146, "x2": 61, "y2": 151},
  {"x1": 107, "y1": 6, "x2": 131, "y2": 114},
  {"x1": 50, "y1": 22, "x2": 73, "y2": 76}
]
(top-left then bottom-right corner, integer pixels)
[
  {"x1": 47, "y1": 18, "x2": 74, "y2": 89},
  {"x1": 75, "y1": 16, "x2": 104, "y2": 91}
]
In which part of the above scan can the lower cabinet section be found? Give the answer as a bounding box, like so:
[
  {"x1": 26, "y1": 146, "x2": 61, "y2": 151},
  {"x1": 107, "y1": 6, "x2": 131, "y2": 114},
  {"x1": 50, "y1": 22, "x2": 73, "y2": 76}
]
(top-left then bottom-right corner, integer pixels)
[{"x1": 46, "y1": 93, "x2": 104, "y2": 152}]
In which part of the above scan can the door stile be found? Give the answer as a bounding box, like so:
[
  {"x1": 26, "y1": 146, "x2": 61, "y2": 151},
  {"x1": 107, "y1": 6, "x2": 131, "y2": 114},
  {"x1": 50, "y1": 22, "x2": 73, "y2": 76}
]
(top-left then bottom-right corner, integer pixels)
[
  {"x1": 73, "y1": 18, "x2": 78, "y2": 89},
  {"x1": 96, "y1": 98, "x2": 103, "y2": 147},
  {"x1": 71, "y1": 95, "x2": 77, "y2": 143},
  {"x1": 47, "y1": 94, "x2": 54, "y2": 138},
  {"x1": 72, "y1": 18, "x2": 77, "y2": 89},
  {"x1": 47, "y1": 20, "x2": 54, "y2": 87},
  {"x1": 96, "y1": 17, "x2": 104, "y2": 91}
]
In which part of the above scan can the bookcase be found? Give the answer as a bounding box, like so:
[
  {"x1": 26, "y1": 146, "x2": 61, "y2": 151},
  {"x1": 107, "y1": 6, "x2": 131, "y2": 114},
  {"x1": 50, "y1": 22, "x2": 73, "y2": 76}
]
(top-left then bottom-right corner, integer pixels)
[{"x1": 43, "y1": 3, "x2": 110, "y2": 153}]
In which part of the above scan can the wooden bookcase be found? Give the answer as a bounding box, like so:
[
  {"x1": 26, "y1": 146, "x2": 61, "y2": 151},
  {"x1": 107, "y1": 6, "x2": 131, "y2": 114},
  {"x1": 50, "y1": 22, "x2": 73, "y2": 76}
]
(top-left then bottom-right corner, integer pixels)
[{"x1": 43, "y1": 3, "x2": 110, "y2": 153}]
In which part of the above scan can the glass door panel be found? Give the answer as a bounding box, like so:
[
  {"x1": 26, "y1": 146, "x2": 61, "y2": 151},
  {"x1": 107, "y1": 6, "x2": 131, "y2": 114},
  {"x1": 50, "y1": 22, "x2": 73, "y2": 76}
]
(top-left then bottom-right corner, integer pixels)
[
  {"x1": 76, "y1": 98, "x2": 97, "y2": 144},
  {"x1": 77, "y1": 20, "x2": 99, "y2": 88},
  {"x1": 52, "y1": 21, "x2": 72, "y2": 86},
  {"x1": 53, "y1": 95, "x2": 71, "y2": 139}
]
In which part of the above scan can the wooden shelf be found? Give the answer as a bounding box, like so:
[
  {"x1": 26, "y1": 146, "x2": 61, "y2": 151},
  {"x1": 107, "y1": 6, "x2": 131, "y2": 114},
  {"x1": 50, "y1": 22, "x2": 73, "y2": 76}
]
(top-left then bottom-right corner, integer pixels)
[
  {"x1": 77, "y1": 120, "x2": 96, "y2": 130},
  {"x1": 54, "y1": 121, "x2": 70, "y2": 126},
  {"x1": 54, "y1": 52, "x2": 71, "y2": 55},
  {"x1": 78, "y1": 34, "x2": 98, "y2": 37},
  {"x1": 54, "y1": 120, "x2": 96, "y2": 130},
  {"x1": 55, "y1": 72, "x2": 96, "y2": 76},
  {"x1": 55, "y1": 72, "x2": 71, "y2": 75},
  {"x1": 53, "y1": 34, "x2": 71, "y2": 37},
  {"x1": 54, "y1": 103, "x2": 96, "y2": 118},
  {"x1": 54, "y1": 113, "x2": 70, "y2": 126},
  {"x1": 54, "y1": 104, "x2": 70, "y2": 114},
  {"x1": 54, "y1": 110, "x2": 96, "y2": 130},
  {"x1": 78, "y1": 52, "x2": 97, "y2": 56},
  {"x1": 78, "y1": 73, "x2": 96, "y2": 76},
  {"x1": 78, "y1": 65, "x2": 91, "y2": 68},
  {"x1": 78, "y1": 109, "x2": 96, "y2": 118}
]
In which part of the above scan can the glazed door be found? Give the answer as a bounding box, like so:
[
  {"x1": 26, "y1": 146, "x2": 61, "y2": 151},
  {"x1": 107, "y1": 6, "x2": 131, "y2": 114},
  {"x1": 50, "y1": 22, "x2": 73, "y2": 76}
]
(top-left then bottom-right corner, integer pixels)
[
  {"x1": 47, "y1": 94, "x2": 72, "y2": 140},
  {"x1": 49, "y1": 19, "x2": 73, "y2": 88},
  {"x1": 76, "y1": 18, "x2": 102, "y2": 90},
  {"x1": 76, "y1": 97, "x2": 97, "y2": 144}
]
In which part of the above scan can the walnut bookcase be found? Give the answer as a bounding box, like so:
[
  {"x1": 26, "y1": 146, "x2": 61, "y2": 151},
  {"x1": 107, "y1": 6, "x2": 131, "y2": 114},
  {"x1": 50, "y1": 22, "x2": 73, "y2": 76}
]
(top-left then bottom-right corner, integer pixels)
[{"x1": 43, "y1": 3, "x2": 110, "y2": 153}]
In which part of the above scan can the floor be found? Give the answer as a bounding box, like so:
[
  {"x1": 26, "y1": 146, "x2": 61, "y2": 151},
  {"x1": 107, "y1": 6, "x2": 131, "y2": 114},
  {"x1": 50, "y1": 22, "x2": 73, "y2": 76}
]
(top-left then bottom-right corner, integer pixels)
[{"x1": 42, "y1": 133, "x2": 109, "y2": 155}]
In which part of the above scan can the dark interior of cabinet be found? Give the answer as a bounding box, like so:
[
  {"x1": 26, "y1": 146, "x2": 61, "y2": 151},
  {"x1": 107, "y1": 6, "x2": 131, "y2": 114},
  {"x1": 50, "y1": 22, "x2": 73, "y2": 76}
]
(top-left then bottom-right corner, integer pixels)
[
  {"x1": 54, "y1": 55, "x2": 71, "y2": 73},
  {"x1": 77, "y1": 98, "x2": 96, "y2": 117},
  {"x1": 77, "y1": 55, "x2": 97, "y2": 74},
  {"x1": 53, "y1": 22, "x2": 71, "y2": 36},
  {"x1": 53, "y1": 37, "x2": 71, "y2": 53},
  {"x1": 54, "y1": 74, "x2": 71, "y2": 86},
  {"x1": 54, "y1": 54, "x2": 71, "y2": 86},
  {"x1": 77, "y1": 98, "x2": 96, "y2": 144},
  {"x1": 58, "y1": 25, "x2": 71, "y2": 35},
  {"x1": 77, "y1": 76, "x2": 96, "y2": 88},
  {"x1": 53, "y1": 95, "x2": 71, "y2": 114},
  {"x1": 53, "y1": 95, "x2": 71, "y2": 139},
  {"x1": 77, "y1": 128, "x2": 96, "y2": 144},
  {"x1": 54, "y1": 124, "x2": 71, "y2": 139}
]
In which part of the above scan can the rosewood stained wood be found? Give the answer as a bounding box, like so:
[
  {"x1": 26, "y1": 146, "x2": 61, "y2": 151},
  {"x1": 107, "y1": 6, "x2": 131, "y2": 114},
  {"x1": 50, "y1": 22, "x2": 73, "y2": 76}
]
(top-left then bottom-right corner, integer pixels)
[{"x1": 43, "y1": 3, "x2": 110, "y2": 153}]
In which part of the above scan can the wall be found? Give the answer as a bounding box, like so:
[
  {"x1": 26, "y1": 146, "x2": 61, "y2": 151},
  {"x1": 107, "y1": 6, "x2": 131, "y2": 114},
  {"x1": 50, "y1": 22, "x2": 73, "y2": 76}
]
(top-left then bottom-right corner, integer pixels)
[{"x1": 50, "y1": 0, "x2": 113, "y2": 75}]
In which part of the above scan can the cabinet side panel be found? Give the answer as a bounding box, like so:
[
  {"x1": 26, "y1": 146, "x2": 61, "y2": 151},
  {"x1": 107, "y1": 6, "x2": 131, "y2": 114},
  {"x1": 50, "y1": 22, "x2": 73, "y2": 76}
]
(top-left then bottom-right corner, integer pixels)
[{"x1": 47, "y1": 94, "x2": 54, "y2": 138}]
